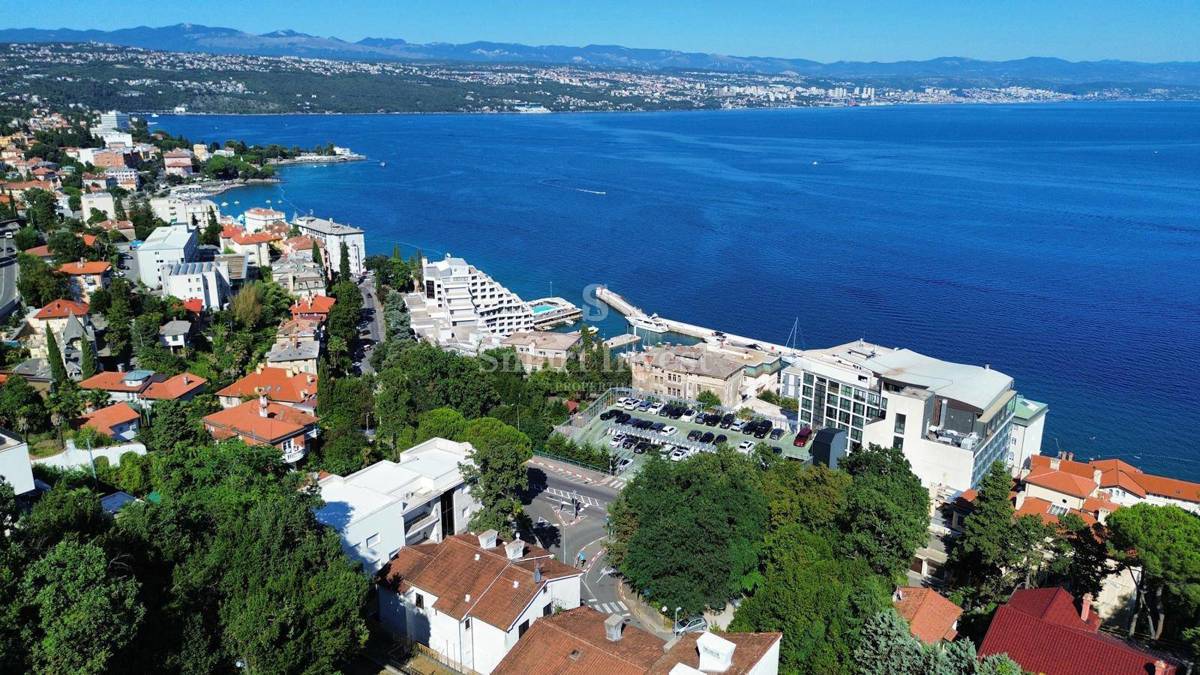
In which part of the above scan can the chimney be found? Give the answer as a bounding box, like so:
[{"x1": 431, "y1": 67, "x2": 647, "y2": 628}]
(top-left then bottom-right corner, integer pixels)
[
  {"x1": 1154, "y1": 661, "x2": 1169, "y2": 675},
  {"x1": 534, "y1": 562, "x2": 543, "y2": 583},
  {"x1": 1014, "y1": 491, "x2": 1027, "y2": 509},
  {"x1": 504, "y1": 539, "x2": 524, "y2": 561},
  {"x1": 182, "y1": 375, "x2": 190, "y2": 385},
  {"x1": 603, "y1": 614, "x2": 625, "y2": 642},
  {"x1": 258, "y1": 394, "x2": 269, "y2": 418},
  {"x1": 1050, "y1": 457, "x2": 1060, "y2": 471},
  {"x1": 464, "y1": 593, "x2": 471, "y2": 603},
  {"x1": 477, "y1": 530, "x2": 498, "y2": 549},
  {"x1": 1093, "y1": 468, "x2": 1102, "y2": 486},
  {"x1": 512, "y1": 580, "x2": 519, "y2": 589},
  {"x1": 892, "y1": 588, "x2": 904, "y2": 602},
  {"x1": 1080, "y1": 593, "x2": 1093, "y2": 623},
  {"x1": 696, "y1": 632, "x2": 736, "y2": 673}
]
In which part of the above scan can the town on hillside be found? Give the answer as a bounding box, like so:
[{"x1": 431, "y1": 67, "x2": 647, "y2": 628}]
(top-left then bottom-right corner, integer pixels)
[{"x1": 0, "y1": 105, "x2": 1195, "y2": 675}]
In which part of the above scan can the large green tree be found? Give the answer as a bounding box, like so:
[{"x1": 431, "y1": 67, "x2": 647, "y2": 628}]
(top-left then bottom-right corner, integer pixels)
[
  {"x1": 613, "y1": 450, "x2": 768, "y2": 614},
  {"x1": 854, "y1": 609, "x2": 1022, "y2": 675},
  {"x1": 1107, "y1": 503, "x2": 1200, "y2": 640},
  {"x1": 44, "y1": 326, "x2": 68, "y2": 387},
  {"x1": 838, "y1": 444, "x2": 930, "y2": 578},
  {"x1": 458, "y1": 417, "x2": 533, "y2": 531},
  {"x1": 20, "y1": 540, "x2": 144, "y2": 675}
]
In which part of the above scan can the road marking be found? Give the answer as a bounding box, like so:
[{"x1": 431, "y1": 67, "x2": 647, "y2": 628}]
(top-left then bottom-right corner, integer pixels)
[{"x1": 616, "y1": 601, "x2": 628, "y2": 611}]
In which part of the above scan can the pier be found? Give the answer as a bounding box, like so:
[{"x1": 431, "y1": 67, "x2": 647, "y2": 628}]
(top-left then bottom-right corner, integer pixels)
[
  {"x1": 603, "y1": 334, "x2": 641, "y2": 350},
  {"x1": 594, "y1": 285, "x2": 804, "y2": 358}
]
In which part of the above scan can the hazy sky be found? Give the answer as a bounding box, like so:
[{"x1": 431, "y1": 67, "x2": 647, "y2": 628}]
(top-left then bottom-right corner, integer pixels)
[{"x1": 9, "y1": 0, "x2": 1200, "y2": 62}]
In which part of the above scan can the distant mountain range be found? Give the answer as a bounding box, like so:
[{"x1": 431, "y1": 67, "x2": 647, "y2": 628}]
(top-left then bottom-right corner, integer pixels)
[{"x1": 3, "y1": 23, "x2": 1200, "y2": 87}]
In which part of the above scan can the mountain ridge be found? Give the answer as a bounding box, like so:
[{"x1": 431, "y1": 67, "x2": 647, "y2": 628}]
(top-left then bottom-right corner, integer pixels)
[{"x1": 2, "y1": 23, "x2": 1199, "y2": 86}]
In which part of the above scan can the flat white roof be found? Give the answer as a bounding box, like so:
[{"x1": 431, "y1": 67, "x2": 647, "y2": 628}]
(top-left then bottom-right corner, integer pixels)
[
  {"x1": 315, "y1": 437, "x2": 472, "y2": 528},
  {"x1": 803, "y1": 340, "x2": 1013, "y2": 410},
  {"x1": 139, "y1": 225, "x2": 194, "y2": 251}
]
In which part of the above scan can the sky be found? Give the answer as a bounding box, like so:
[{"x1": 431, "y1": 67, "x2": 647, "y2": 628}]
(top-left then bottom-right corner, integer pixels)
[{"x1": 8, "y1": 0, "x2": 1200, "y2": 63}]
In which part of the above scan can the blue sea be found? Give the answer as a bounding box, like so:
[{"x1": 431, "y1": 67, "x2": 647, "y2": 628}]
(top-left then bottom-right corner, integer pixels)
[{"x1": 157, "y1": 104, "x2": 1200, "y2": 480}]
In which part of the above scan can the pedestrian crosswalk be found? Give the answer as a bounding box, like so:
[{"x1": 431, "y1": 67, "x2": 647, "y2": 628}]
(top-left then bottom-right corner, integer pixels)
[
  {"x1": 587, "y1": 599, "x2": 629, "y2": 616},
  {"x1": 600, "y1": 476, "x2": 627, "y2": 489},
  {"x1": 544, "y1": 487, "x2": 603, "y2": 508}
]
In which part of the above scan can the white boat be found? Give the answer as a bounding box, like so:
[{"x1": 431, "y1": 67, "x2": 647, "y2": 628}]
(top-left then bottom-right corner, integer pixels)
[
  {"x1": 379, "y1": 161, "x2": 386, "y2": 167},
  {"x1": 629, "y1": 313, "x2": 669, "y2": 334}
]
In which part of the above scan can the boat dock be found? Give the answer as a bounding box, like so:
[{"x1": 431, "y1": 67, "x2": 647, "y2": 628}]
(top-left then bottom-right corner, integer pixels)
[
  {"x1": 527, "y1": 296, "x2": 582, "y2": 330},
  {"x1": 603, "y1": 334, "x2": 641, "y2": 350},
  {"x1": 594, "y1": 285, "x2": 804, "y2": 358}
]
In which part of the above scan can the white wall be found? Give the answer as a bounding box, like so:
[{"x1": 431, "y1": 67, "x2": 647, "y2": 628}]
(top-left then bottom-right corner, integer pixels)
[{"x1": 0, "y1": 442, "x2": 34, "y2": 495}]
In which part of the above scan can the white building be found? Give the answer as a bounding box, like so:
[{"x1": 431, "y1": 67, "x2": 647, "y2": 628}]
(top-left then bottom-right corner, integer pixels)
[
  {"x1": 315, "y1": 437, "x2": 481, "y2": 573},
  {"x1": 101, "y1": 130, "x2": 134, "y2": 148},
  {"x1": 419, "y1": 255, "x2": 535, "y2": 339},
  {"x1": 501, "y1": 331, "x2": 581, "y2": 372},
  {"x1": 377, "y1": 530, "x2": 584, "y2": 674},
  {"x1": 789, "y1": 340, "x2": 1038, "y2": 494},
  {"x1": 628, "y1": 343, "x2": 747, "y2": 409},
  {"x1": 293, "y1": 215, "x2": 365, "y2": 278},
  {"x1": 150, "y1": 196, "x2": 219, "y2": 227},
  {"x1": 135, "y1": 225, "x2": 197, "y2": 288},
  {"x1": 162, "y1": 261, "x2": 230, "y2": 310},
  {"x1": 98, "y1": 110, "x2": 130, "y2": 131},
  {"x1": 81, "y1": 191, "x2": 117, "y2": 221},
  {"x1": 0, "y1": 428, "x2": 34, "y2": 496},
  {"x1": 1008, "y1": 397, "x2": 1048, "y2": 478},
  {"x1": 243, "y1": 207, "x2": 286, "y2": 232}
]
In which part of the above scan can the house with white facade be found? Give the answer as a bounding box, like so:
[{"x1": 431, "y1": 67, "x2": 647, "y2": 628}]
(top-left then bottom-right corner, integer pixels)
[
  {"x1": 789, "y1": 340, "x2": 1039, "y2": 495},
  {"x1": 377, "y1": 530, "x2": 583, "y2": 674},
  {"x1": 406, "y1": 255, "x2": 535, "y2": 354},
  {"x1": 243, "y1": 207, "x2": 286, "y2": 232},
  {"x1": 501, "y1": 331, "x2": 581, "y2": 372},
  {"x1": 293, "y1": 215, "x2": 365, "y2": 278},
  {"x1": 81, "y1": 191, "x2": 117, "y2": 221},
  {"x1": 162, "y1": 261, "x2": 230, "y2": 311},
  {"x1": 150, "y1": 196, "x2": 219, "y2": 227},
  {"x1": 0, "y1": 428, "x2": 34, "y2": 496},
  {"x1": 135, "y1": 225, "x2": 197, "y2": 288},
  {"x1": 315, "y1": 437, "x2": 480, "y2": 573}
]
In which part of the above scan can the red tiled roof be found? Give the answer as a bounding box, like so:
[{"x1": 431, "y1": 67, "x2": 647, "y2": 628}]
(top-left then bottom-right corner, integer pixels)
[
  {"x1": 182, "y1": 298, "x2": 204, "y2": 314},
  {"x1": 203, "y1": 399, "x2": 317, "y2": 445},
  {"x1": 58, "y1": 260, "x2": 111, "y2": 275},
  {"x1": 232, "y1": 230, "x2": 280, "y2": 245},
  {"x1": 1030, "y1": 455, "x2": 1200, "y2": 505},
  {"x1": 80, "y1": 370, "x2": 151, "y2": 393},
  {"x1": 22, "y1": 244, "x2": 52, "y2": 257},
  {"x1": 893, "y1": 587, "x2": 962, "y2": 644},
  {"x1": 493, "y1": 606, "x2": 665, "y2": 675},
  {"x1": 1024, "y1": 468, "x2": 1097, "y2": 500},
  {"x1": 291, "y1": 295, "x2": 336, "y2": 316},
  {"x1": 34, "y1": 298, "x2": 89, "y2": 319},
  {"x1": 81, "y1": 402, "x2": 140, "y2": 437},
  {"x1": 379, "y1": 534, "x2": 581, "y2": 631},
  {"x1": 217, "y1": 367, "x2": 318, "y2": 404},
  {"x1": 143, "y1": 373, "x2": 206, "y2": 400},
  {"x1": 980, "y1": 588, "x2": 1176, "y2": 675},
  {"x1": 1016, "y1": 495, "x2": 1098, "y2": 527}
]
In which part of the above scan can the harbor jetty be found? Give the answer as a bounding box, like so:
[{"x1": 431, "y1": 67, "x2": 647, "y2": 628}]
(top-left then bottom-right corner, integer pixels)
[{"x1": 594, "y1": 285, "x2": 804, "y2": 358}]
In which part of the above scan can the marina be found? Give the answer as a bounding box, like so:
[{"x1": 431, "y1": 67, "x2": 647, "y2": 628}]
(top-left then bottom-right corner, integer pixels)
[{"x1": 526, "y1": 296, "x2": 582, "y2": 330}]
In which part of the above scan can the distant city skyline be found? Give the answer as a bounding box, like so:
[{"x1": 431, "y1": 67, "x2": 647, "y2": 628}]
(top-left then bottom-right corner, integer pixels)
[{"x1": 6, "y1": 0, "x2": 1200, "y2": 63}]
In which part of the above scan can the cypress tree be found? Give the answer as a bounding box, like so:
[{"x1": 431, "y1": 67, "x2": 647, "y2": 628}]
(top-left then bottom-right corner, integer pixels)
[
  {"x1": 311, "y1": 241, "x2": 323, "y2": 267},
  {"x1": 81, "y1": 339, "x2": 97, "y2": 379},
  {"x1": 45, "y1": 326, "x2": 67, "y2": 387},
  {"x1": 338, "y1": 241, "x2": 351, "y2": 281}
]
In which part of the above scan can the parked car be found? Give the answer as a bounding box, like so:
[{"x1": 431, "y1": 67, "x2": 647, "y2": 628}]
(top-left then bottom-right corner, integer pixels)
[
  {"x1": 680, "y1": 409, "x2": 696, "y2": 422},
  {"x1": 700, "y1": 432, "x2": 715, "y2": 444},
  {"x1": 622, "y1": 439, "x2": 636, "y2": 450},
  {"x1": 617, "y1": 458, "x2": 634, "y2": 472},
  {"x1": 702, "y1": 413, "x2": 720, "y2": 427},
  {"x1": 715, "y1": 434, "x2": 728, "y2": 445},
  {"x1": 769, "y1": 428, "x2": 784, "y2": 441},
  {"x1": 669, "y1": 448, "x2": 688, "y2": 462},
  {"x1": 753, "y1": 423, "x2": 770, "y2": 439},
  {"x1": 609, "y1": 434, "x2": 625, "y2": 448},
  {"x1": 719, "y1": 414, "x2": 735, "y2": 429},
  {"x1": 770, "y1": 446, "x2": 783, "y2": 455},
  {"x1": 633, "y1": 442, "x2": 649, "y2": 455},
  {"x1": 687, "y1": 430, "x2": 702, "y2": 441},
  {"x1": 793, "y1": 426, "x2": 813, "y2": 446},
  {"x1": 660, "y1": 425, "x2": 678, "y2": 437},
  {"x1": 730, "y1": 419, "x2": 746, "y2": 432},
  {"x1": 674, "y1": 616, "x2": 708, "y2": 636},
  {"x1": 737, "y1": 440, "x2": 755, "y2": 454}
]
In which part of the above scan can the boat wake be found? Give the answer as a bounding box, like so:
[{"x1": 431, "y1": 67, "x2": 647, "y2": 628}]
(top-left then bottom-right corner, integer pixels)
[{"x1": 539, "y1": 178, "x2": 607, "y2": 196}]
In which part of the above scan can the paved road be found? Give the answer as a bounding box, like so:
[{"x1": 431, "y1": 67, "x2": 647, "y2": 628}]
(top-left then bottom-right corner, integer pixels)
[
  {"x1": 0, "y1": 238, "x2": 19, "y2": 318},
  {"x1": 355, "y1": 272, "x2": 385, "y2": 374},
  {"x1": 523, "y1": 458, "x2": 672, "y2": 638}
]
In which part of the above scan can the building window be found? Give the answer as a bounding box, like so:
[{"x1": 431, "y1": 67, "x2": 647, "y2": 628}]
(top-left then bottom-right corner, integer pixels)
[
  {"x1": 464, "y1": 618, "x2": 471, "y2": 630},
  {"x1": 365, "y1": 533, "x2": 380, "y2": 550},
  {"x1": 543, "y1": 604, "x2": 553, "y2": 617},
  {"x1": 415, "y1": 593, "x2": 424, "y2": 608},
  {"x1": 893, "y1": 436, "x2": 904, "y2": 450},
  {"x1": 519, "y1": 619, "x2": 530, "y2": 637},
  {"x1": 894, "y1": 413, "x2": 906, "y2": 435}
]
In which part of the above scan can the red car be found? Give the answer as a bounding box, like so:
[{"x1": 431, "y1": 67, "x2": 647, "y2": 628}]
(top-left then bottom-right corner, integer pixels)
[{"x1": 793, "y1": 426, "x2": 813, "y2": 447}]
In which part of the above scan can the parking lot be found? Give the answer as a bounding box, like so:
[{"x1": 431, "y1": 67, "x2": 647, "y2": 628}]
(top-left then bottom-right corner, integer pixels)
[{"x1": 574, "y1": 396, "x2": 801, "y2": 479}]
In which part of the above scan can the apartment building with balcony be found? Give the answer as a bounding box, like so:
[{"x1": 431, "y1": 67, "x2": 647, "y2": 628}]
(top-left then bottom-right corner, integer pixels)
[
  {"x1": 315, "y1": 437, "x2": 481, "y2": 573},
  {"x1": 788, "y1": 340, "x2": 1040, "y2": 493},
  {"x1": 421, "y1": 255, "x2": 535, "y2": 337}
]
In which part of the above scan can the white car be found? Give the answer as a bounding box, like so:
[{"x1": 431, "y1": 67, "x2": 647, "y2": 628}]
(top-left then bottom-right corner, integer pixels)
[
  {"x1": 648, "y1": 402, "x2": 664, "y2": 415},
  {"x1": 622, "y1": 399, "x2": 639, "y2": 410},
  {"x1": 668, "y1": 448, "x2": 688, "y2": 462},
  {"x1": 660, "y1": 425, "x2": 678, "y2": 437},
  {"x1": 680, "y1": 409, "x2": 696, "y2": 422},
  {"x1": 731, "y1": 420, "x2": 746, "y2": 432},
  {"x1": 736, "y1": 440, "x2": 755, "y2": 454},
  {"x1": 609, "y1": 434, "x2": 626, "y2": 448}
]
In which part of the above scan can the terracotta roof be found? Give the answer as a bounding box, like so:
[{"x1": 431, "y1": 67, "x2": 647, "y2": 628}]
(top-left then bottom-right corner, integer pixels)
[
  {"x1": 22, "y1": 244, "x2": 52, "y2": 257},
  {"x1": 80, "y1": 370, "x2": 152, "y2": 393},
  {"x1": 1024, "y1": 468, "x2": 1097, "y2": 499},
  {"x1": 96, "y1": 219, "x2": 134, "y2": 231},
  {"x1": 1030, "y1": 454, "x2": 1096, "y2": 479},
  {"x1": 1016, "y1": 495, "x2": 1098, "y2": 527},
  {"x1": 203, "y1": 399, "x2": 317, "y2": 445},
  {"x1": 217, "y1": 367, "x2": 318, "y2": 404},
  {"x1": 1031, "y1": 455, "x2": 1200, "y2": 505},
  {"x1": 378, "y1": 534, "x2": 581, "y2": 631},
  {"x1": 34, "y1": 298, "x2": 89, "y2": 319},
  {"x1": 1133, "y1": 474, "x2": 1200, "y2": 504},
  {"x1": 245, "y1": 207, "x2": 284, "y2": 217},
  {"x1": 647, "y1": 632, "x2": 783, "y2": 675},
  {"x1": 81, "y1": 234, "x2": 98, "y2": 247},
  {"x1": 81, "y1": 402, "x2": 140, "y2": 437},
  {"x1": 493, "y1": 607, "x2": 669, "y2": 675},
  {"x1": 233, "y1": 230, "x2": 280, "y2": 245},
  {"x1": 143, "y1": 373, "x2": 206, "y2": 400},
  {"x1": 892, "y1": 587, "x2": 962, "y2": 644},
  {"x1": 182, "y1": 298, "x2": 204, "y2": 314},
  {"x1": 981, "y1": 588, "x2": 1176, "y2": 675},
  {"x1": 291, "y1": 295, "x2": 336, "y2": 316},
  {"x1": 58, "y1": 260, "x2": 111, "y2": 275}
]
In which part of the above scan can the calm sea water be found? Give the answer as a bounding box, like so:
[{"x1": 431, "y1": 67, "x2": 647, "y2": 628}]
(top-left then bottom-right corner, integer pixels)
[{"x1": 158, "y1": 104, "x2": 1200, "y2": 479}]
